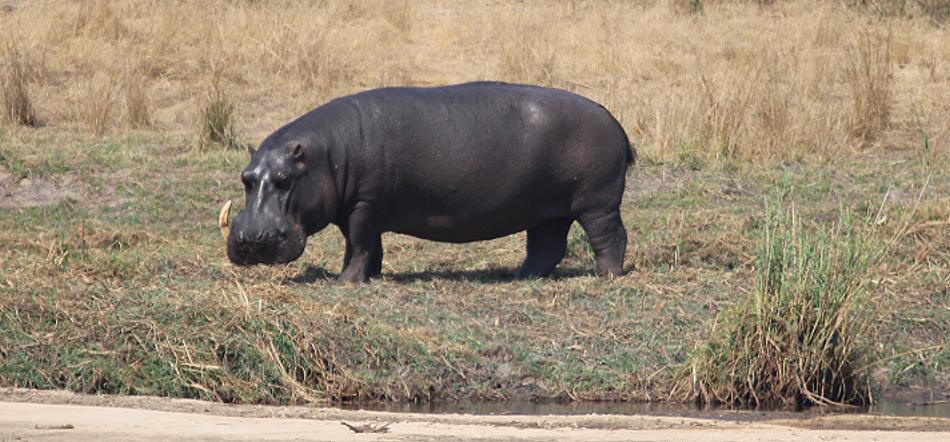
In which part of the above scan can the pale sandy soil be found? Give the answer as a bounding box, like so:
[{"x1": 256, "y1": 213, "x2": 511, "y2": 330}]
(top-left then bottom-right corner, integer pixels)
[{"x1": 1, "y1": 389, "x2": 949, "y2": 442}]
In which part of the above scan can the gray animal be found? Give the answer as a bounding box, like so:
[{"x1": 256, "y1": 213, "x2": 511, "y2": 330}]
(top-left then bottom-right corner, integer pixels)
[{"x1": 219, "y1": 82, "x2": 634, "y2": 282}]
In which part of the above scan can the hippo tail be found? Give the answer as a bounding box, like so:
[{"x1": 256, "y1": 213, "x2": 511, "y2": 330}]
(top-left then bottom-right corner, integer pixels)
[
  {"x1": 625, "y1": 137, "x2": 637, "y2": 168},
  {"x1": 595, "y1": 102, "x2": 636, "y2": 169}
]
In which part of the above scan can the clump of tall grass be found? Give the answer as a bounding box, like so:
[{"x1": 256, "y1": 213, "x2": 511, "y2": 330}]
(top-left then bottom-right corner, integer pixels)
[
  {"x1": 845, "y1": 31, "x2": 893, "y2": 145},
  {"x1": 1, "y1": 42, "x2": 40, "y2": 127},
  {"x1": 197, "y1": 82, "x2": 241, "y2": 150},
  {"x1": 681, "y1": 202, "x2": 879, "y2": 408},
  {"x1": 124, "y1": 70, "x2": 150, "y2": 129},
  {"x1": 78, "y1": 72, "x2": 117, "y2": 136}
]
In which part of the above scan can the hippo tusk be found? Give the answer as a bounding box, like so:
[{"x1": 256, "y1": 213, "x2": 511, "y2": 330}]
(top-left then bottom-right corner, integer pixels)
[{"x1": 218, "y1": 200, "x2": 232, "y2": 240}]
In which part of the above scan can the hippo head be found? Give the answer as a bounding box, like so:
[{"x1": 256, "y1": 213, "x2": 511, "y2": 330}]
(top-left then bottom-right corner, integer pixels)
[{"x1": 221, "y1": 139, "x2": 338, "y2": 266}]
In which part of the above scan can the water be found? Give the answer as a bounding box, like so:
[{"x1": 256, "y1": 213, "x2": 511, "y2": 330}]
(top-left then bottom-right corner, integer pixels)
[
  {"x1": 868, "y1": 400, "x2": 950, "y2": 418},
  {"x1": 340, "y1": 395, "x2": 950, "y2": 420}
]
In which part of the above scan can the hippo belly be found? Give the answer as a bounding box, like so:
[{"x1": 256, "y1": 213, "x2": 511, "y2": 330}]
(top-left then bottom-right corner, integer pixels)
[{"x1": 383, "y1": 164, "x2": 579, "y2": 243}]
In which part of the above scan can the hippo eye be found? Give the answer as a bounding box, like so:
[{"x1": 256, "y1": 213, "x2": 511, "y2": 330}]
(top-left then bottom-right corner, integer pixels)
[
  {"x1": 241, "y1": 171, "x2": 255, "y2": 192},
  {"x1": 272, "y1": 172, "x2": 290, "y2": 189}
]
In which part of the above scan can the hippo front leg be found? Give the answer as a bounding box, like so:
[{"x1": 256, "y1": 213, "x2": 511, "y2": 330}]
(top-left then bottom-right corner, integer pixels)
[{"x1": 339, "y1": 203, "x2": 381, "y2": 283}]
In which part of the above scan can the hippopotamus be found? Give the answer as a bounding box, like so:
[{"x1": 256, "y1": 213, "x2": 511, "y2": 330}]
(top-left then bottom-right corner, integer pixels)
[{"x1": 219, "y1": 82, "x2": 634, "y2": 282}]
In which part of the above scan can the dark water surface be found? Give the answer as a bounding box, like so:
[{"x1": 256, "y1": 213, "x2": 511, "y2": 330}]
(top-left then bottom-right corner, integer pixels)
[{"x1": 339, "y1": 395, "x2": 950, "y2": 420}]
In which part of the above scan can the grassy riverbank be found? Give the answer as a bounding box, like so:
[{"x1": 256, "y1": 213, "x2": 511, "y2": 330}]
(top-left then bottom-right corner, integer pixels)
[{"x1": 1, "y1": 0, "x2": 948, "y2": 405}]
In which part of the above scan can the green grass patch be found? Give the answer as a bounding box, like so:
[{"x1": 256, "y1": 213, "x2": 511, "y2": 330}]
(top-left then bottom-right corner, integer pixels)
[
  {"x1": 681, "y1": 200, "x2": 879, "y2": 408},
  {"x1": 0, "y1": 130, "x2": 947, "y2": 406}
]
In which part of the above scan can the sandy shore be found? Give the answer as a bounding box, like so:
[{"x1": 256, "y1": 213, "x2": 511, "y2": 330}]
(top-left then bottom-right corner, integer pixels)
[{"x1": 2, "y1": 389, "x2": 949, "y2": 441}]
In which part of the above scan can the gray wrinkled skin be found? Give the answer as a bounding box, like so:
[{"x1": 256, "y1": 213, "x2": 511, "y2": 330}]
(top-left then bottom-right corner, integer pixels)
[{"x1": 226, "y1": 82, "x2": 635, "y2": 283}]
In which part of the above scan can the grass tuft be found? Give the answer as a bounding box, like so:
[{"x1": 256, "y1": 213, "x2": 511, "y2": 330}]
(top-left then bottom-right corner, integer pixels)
[
  {"x1": 197, "y1": 81, "x2": 241, "y2": 150},
  {"x1": 123, "y1": 69, "x2": 150, "y2": 129},
  {"x1": 78, "y1": 72, "x2": 117, "y2": 136},
  {"x1": 844, "y1": 31, "x2": 893, "y2": 146},
  {"x1": 1, "y1": 42, "x2": 40, "y2": 127},
  {"x1": 680, "y1": 201, "x2": 879, "y2": 408}
]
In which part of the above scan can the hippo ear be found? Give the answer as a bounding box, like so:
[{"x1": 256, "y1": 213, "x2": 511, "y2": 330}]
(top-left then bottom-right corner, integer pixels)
[
  {"x1": 289, "y1": 143, "x2": 305, "y2": 163},
  {"x1": 246, "y1": 145, "x2": 256, "y2": 157}
]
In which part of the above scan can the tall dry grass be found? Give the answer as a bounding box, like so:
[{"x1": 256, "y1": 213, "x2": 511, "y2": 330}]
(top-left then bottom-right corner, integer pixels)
[
  {"x1": 75, "y1": 71, "x2": 117, "y2": 136},
  {"x1": 845, "y1": 31, "x2": 894, "y2": 145},
  {"x1": 124, "y1": 67, "x2": 151, "y2": 129},
  {"x1": 1, "y1": 41, "x2": 40, "y2": 127},
  {"x1": 0, "y1": 0, "x2": 947, "y2": 162}
]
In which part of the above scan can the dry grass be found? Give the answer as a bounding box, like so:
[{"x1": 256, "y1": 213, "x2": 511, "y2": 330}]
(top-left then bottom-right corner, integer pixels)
[
  {"x1": 197, "y1": 80, "x2": 240, "y2": 150},
  {"x1": 0, "y1": 129, "x2": 946, "y2": 404},
  {"x1": 76, "y1": 72, "x2": 117, "y2": 136},
  {"x1": 0, "y1": 0, "x2": 949, "y2": 407},
  {"x1": 845, "y1": 31, "x2": 894, "y2": 145},
  {"x1": 1, "y1": 41, "x2": 40, "y2": 127},
  {"x1": 124, "y1": 68, "x2": 151, "y2": 129},
  {"x1": 0, "y1": 1, "x2": 946, "y2": 162}
]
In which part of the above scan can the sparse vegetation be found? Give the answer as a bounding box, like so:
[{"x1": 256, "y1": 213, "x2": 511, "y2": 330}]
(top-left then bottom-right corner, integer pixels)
[
  {"x1": 0, "y1": 1, "x2": 946, "y2": 161},
  {"x1": 124, "y1": 70, "x2": 150, "y2": 129},
  {"x1": 198, "y1": 67, "x2": 243, "y2": 149},
  {"x1": 845, "y1": 31, "x2": 893, "y2": 146},
  {"x1": 77, "y1": 72, "x2": 117, "y2": 137},
  {"x1": 198, "y1": 80, "x2": 241, "y2": 150},
  {"x1": 0, "y1": 0, "x2": 948, "y2": 407},
  {"x1": 681, "y1": 202, "x2": 878, "y2": 407},
  {"x1": 1, "y1": 42, "x2": 39, "y2": 127}
]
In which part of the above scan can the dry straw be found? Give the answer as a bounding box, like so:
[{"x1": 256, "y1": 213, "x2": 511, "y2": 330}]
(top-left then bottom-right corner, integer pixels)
[
  {"x1": 1, "y1": 41, "x2": 39, "y2": 127},
  {"x1": 844, "y1": 30, "x2": 893, "y2": 146},
  {"x1": 78, "y1": 72, "x2": 118, "y2": 137},
  {"x1": 0, "y1": 1, "x2": 945, "y2": 162},
  {"x1": 124, "y1": 67, "x2": 151, "y2": 130}
]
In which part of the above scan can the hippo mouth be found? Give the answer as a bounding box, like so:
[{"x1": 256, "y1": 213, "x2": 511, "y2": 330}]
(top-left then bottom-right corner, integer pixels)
[{"x1": 219, "y1": 200, "x2": 307, "y2": 266}]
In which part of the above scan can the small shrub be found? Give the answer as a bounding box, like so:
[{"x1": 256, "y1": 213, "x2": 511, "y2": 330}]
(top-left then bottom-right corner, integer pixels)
[
  {"x1": 1, "y1": 43, "x2": 39, "y2": 127},
  {"x1": 197, "y1": 84, "x2": 241, "y2": 150},
  {"x1": 681, "y1": 201, "x2": 878, "y2": 408}
]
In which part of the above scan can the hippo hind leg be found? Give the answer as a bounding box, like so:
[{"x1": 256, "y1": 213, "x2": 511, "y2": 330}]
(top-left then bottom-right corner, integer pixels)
[
  {"x1": 517, "y1": 218, "x2": 572, "y2": 279},
  {"x1": 578, "y1": 211, "x2": 626, "y2": 277},
  {"x1": 368, "y1": 234, "x2": 383, "y2": 278}
]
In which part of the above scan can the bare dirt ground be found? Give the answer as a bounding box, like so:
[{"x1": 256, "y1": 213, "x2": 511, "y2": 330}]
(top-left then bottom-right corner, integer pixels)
[
  {"x1": 1, "y1": 389, "x2": 949, "y2": 442},
  {"x1": 0, "y1": 164, "x2": 102, "y2": 209}
]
